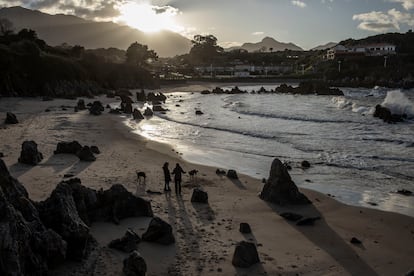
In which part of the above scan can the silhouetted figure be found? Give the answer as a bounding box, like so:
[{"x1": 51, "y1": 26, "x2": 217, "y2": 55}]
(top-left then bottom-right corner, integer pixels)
[
  {"x1": 172, "y1": 163, "x2": 186, "y2": 194},
  {"x1": 163, "y1": 162, "x2": 171, "y2": 191}
]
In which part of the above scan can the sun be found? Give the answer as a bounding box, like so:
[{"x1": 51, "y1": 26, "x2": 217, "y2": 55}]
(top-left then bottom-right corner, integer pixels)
[{"x1": 117, "y1": 2, "x2": 182, "y2": 33}]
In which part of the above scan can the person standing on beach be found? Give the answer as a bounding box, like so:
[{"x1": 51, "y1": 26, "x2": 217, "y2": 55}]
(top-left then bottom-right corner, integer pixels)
[
  {"x1": 163, "y1": 162, "x2": 171, "y2": 191},
  {"x1": 172, "y1": 163, "x2": 186, "y2": 194}
]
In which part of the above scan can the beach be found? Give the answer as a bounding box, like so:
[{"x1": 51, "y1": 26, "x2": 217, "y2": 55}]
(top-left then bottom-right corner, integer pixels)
[{"x1": 1, "y1": 91, "x2": 414, "y2": 275}]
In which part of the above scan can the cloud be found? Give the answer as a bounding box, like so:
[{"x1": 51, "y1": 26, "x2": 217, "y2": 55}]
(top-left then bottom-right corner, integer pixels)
[
  {"x1": 291, "y1": 0, "x2": 306, "y2": 8},
  {"x1": 353, "y1": 8, "x2": 414, "y2": 32},
  {"x1": 252, "y1": 31, "x2": 264, "y2": 35},
  {"x1": 219, "y1": 41, "x2": 242, "y2": 48},
  {"x1": 389, "y1": 0, "x2": 414, "y2": 10}
]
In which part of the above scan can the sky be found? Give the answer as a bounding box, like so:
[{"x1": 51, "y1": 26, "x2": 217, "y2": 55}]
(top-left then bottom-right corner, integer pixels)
[{"x1": 1, "y1": 0, "x2": 414, "y2": 49}]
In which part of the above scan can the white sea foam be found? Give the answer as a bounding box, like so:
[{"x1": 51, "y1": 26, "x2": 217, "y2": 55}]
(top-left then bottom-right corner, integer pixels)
[{"x1": 382, "y1": 90, "x2": 414, "y2": 117}]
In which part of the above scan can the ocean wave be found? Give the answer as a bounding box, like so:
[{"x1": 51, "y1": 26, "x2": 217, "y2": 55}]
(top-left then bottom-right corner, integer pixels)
[{"x1": 381, "y1": 90, "x2": 414, "y2": 118}]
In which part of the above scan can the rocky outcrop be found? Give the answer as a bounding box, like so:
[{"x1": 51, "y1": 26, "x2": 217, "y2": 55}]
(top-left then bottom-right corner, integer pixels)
[
  {"x1": 373, "y1": 104, "x2": 405, "y2": 123},
  {"x1": 143, "y1": 107, "x2": 153, "y2": 116},
  {"x1": 18, "y1": 140, "x2": 43, "y2": 165},
  {"x1": 123, "y1": 251, "x2": 147, "y2": 276},
  {"x1": 5, "y1": 112, "x2": 18, "y2": 124},
  {"x1": 54, "y1": 141, "x2": 82, "y2": 155},
  {"x1": 227, "y1": 169, "x2": 238, "y2": 179},
  {"x1": 77, "y1": 146, "x2": 96, "y2": 162},
  {"x1": 232, "y1": 241, "x2": 260, "y2": 268},
  {"x1": 191, "y1": 188, "x2": 208, "y2": 203},
  {"x1": 260, "y1": 158, "x2": 311, "y2": 205},
  {"x1": 142, "y1": 217, "x2": 175, "y2": 245},
  {"x1": 0, "y1": 159, "x2": 67, "y2": 275},
  {"x1": 133, "y1": 109, "x2": 144, "y2": 120},
  {"x1": 89, "y1": 101, "x2": 104, "y2": 115},
  {"x1": 90, "y1": 146, "x2": 100, "y2": 154},
  {"x1": 108, "y1": 229, "x2": 141, "y2": 253}
]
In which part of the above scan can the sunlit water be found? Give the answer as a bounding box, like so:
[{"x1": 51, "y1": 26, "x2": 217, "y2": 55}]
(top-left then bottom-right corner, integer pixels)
[{"x1": 121, "y1": 84, "x2": 414, "y2": 217}]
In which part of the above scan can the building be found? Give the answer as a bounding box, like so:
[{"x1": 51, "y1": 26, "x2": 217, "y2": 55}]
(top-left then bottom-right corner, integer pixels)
[{"x1": 326, "y1": 43, "x2": 396, "y2": 60}]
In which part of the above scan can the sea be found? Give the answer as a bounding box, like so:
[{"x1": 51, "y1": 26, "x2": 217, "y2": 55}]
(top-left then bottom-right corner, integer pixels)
[{"x1": 122, "y1": 84, "x2": 414, "y2": 217}]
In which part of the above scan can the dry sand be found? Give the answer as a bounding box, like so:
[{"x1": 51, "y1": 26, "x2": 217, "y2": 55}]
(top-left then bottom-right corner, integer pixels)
[{"x1": 1, "y1": 94, "x2": 414, "y2": 276}]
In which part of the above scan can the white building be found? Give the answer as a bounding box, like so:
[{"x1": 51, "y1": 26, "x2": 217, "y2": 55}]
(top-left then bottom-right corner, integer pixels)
[{"x1": 326, "y1": 43, "x2": 396, "y2": 60}]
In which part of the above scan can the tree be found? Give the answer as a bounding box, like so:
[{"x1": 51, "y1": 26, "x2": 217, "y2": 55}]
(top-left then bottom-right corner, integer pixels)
[
  {"x1": 189, "y1": 34, "x2": 223, "y2": 64},
  {"x1": 126, "y1": 42, "x2": 158, "y2": 67},
  {"x1": 0, "y1": 18, "x2": 13, "y2": 36}
]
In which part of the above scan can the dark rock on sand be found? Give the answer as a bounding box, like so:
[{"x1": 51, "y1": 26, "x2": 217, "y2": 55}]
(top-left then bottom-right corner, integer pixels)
[
  {"x1": 90, "y1": 146, "x2": 100, "y2": 154},
  {"x1": 123, "y1": 251, "x2": 147, "y2": 276},
  {"x1": 18, "y1": 140, "x2": 43, "y2": 165},
  {"x1": 227, "y1": 169, "x2": 238, "y2": 179},
  {"x1": 397, "y1": 189, "x2": 412, "y2": 196},
  {"x1": 5, "y1": 112, "x2": 18, "y2": 124},
  {"x1": 260, "y1": 158, "x2": 311, "y2": 205},
  {"x1": 191, "y1": 188, "x2": 208, "y2": 203},
  {"x1": 143, "y1": 107, "x2": 153, "y2": 116},
  {"x1": 0, "y1": 159, "x2": 67, "y2": 275},
  {"x1": 216, "y1": 169, "x2": 226, "y2": 175},
  {"x1": 239, "y1": 223, "x2": 252, "y2": 234},
  {"x1": 232, "y1": 241, "x2": 260, "y2": 268},
  {"x1": 142, "y1": 217, "x2": 175, "y2": 245},
  {"x1": 301, "y1": 160, "x2": 311, "y2": 168},
  {"x1": 77, "y1": 146, "x2": 96, "y2": 162},
  {"x1": 195, "y1": 110, "x2": 204, "y2": 115},
  {"x1": 77, "y1": 99, "x2": 86, "y2": 110},
  {"x1": 350, "y1": 237, "x2": 362, "y2": 244},
  {"x1": 153, "y1": 105, "x2": 167, "y2": 112},
  {"x1": 89, "y1": 101, "x2": 104, "y2": 115},
  {"x1": 109, "y1": 229, "x2": 141, "y2": 253},
  {"x1": 280, "y1": 212, "x2": 303, "y2": 222},
  {"x1": 296, "y1": 216, "x2": 321, "y2": 226},
  {"x1": 54, "y1": 141, "x2": 82, "y2": 155},
  {"x1": 133, "y1": 109, "x2": 144, "y2": 120}
]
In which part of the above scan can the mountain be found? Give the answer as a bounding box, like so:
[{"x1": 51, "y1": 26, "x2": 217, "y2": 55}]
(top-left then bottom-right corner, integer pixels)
[
  {"x1": 227, "y1": 37, "x2": 303, "y2": 52},
  {"x1": 310, "y1": 42, "x2": 337, "y2": 51},
  {"x1": 0, "y1": 6, "x2": 192, "y2": 57}
]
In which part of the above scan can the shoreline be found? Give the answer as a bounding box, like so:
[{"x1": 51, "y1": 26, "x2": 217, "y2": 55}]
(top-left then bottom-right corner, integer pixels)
[{"x1": 1, "y1": 96, "x2": 414, "y2": 275}]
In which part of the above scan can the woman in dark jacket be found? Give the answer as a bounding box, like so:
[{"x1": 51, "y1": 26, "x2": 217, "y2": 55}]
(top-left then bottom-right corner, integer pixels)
[
  {"x1": 162, "y1": 162, "x2": 171, "y2": 191},
  {"x1": 172, "y1": 163, "x2": 186, "y2": 194}
]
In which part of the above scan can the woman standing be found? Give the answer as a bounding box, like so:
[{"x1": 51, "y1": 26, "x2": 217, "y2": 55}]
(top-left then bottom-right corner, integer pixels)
[
  {"x1": 162, "y1": 162, "x2": 171, "y2": 191},
  {"x1": 172, "y1": 163, "x2": 186, "y2": 194}
]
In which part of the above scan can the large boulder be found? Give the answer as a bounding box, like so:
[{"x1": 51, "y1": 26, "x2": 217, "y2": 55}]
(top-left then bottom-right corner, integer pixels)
[
  {"x1": 108, "y1": 229, "x2": 141, "y2": 253},
  {"x1": 232, "y1": 241, "x2": 260, "y2": 268},
  {"x1": 191, "y1": 188, "x2": 208, "y2": 203},
  {"x1": 54, "y1": 141, "x2": 82, "y2": 155},
  {"x1": 89, "y1": 101, "x2": 104, "y2": 115},
  {"x1": 18, "y1": 140, "x2": 43, "y2": 165},
  {"x1": 227, "y1": 169, "x2": 238, "y2": 179},
  {"x1": 123, "y1": 251, "x2": 147, "y2": 276},
  {"x1": 373, "y1": 104, "x2": 404, "y2": 123},
  {"x1": 0, "y1": 159, "x2": 67, "y2": 275},
  {"x1": 260, "y1": 158, "x2": 311, "y2": 205},
  {"x1": 142, "y1": 217, "x2": 175, "y2": 245},
  {"x1": 5, "y1": 112, "x2": 18, "y2": 124},
  {"x1": 77, "y1": 146, "x2": 96, "y2": 161},
  {"x1": 133, "y1": 109, "x2": 144, "y2": 120}
]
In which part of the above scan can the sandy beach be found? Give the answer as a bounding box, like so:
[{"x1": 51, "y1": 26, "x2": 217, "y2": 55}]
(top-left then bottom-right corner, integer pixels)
[{"x1": 1, "y1": 92, "x2": 414, "y2": 276}]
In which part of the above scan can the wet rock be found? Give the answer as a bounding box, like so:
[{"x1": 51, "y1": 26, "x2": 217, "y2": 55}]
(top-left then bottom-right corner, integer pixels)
[
  {"x1": 373, "y1": 104, "x2": 404, "y2": 123},
  {"x1": 54, "y1": 141, "x2": 82, "y2": 155},
  {"x1": 18, "y1": 140, "x2": 43, "y2": 165},
  {"x1": 143, "y1": 107, "x2": 153, "y2": 116},
  {"x1": 5, "y1": 112, "x2": 18, "y2": 124},
  {"x1": 77, "y1": 99, "x2": 86, "y2": 110},
  {"x1": 123, "y1": 251, "x2": 147, "y2": 276},
  {"x1": 232, "y1": 241, "x2": 260, "y2": 268},
  {"x1": 227, "y1": 169, "x2": 238, "y2": 179},
  {"x1": 239, "y1": 223, "x2": 251, "y2": 234},
  {"x1": 109, "y1": 229, "x2": 141, "y2": 253},
  {"x1": 89, "y1": 101, "x2": 104, "y2": 115},
  {"x1": 90, "y1": 146, "x2": 100, "y2": 154},
  {"x1": 147, "y1": 92, "x2": 167, "y2": 103},
  {"x1": 109, "y1": 108, "x2": 122, "y2": 114},
  {"x1": 301, "y1": 160, "x2": 311, "y2": 168},
  {"x1": 142, "y1": 217, "x2": 175, "y2": 245},
  {"x1": 279, "y1": 212, "x2": 303, "y2": 222},
  {"x1": 77, "y1": 146, "x2": 96, "y2": 162},
  {"x1": 133, "y1": 109, "x2": 144, "y2": 120},
  {"x1": 153, "y1": 105, "x2": 167, "y2": 112},
  {"x1": 350, "y1": 237, "x2": 362, "y2": 244},
  {"x1": 397, "y1": 189, "x2": 412, "y2": 196},
  {"x1": 260, "y1": 158, "x2": 311, "y2": 205},
  {"x1": 296, "y1": 217, "x2": 321, "y2": 226},
  {"x1": 191, "y1": 188, "x2": 208, "y2": 203}
]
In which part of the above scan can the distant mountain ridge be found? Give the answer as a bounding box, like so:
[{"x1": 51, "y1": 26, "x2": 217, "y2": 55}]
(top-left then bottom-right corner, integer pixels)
[
  {"x1": 227, "y1": 36, "x2": 303, "y2": 52},
  {"x1": 0, "y1": 6, "x2": 192, "y2": 57},
  {"x1": 311, "y1": 42, "x2": 337, "y2": 51}
]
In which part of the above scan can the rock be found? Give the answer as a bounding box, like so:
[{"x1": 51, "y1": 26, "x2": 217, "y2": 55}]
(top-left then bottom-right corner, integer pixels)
[
  {"x1": 195, "y1": 110, "x2": 204, "y2": 115},
  {"x1": 260, "y1": 158, "x2": 311, "y2": 205},
  {"x1": 147, "y1": 92, "x2": 167, "y2": 103},
  {"x1": 239, "y1": 223, "x2": 251, "y2": 234},
  {"x1": 143, "y1": 107, "x2": 153, "y2": 116},
  {"x1": 373, "y1": 104, "x2": 404, "y2": 123},
  {"x1": 142, "y1": 217, "x2": 175, "y2": 245},
  {"x1": 133, "y1": 109, "x2": 144, "y2": 120},
  {"x1": 301, "y1": 160, "x2": 311, "y2": 168},
  {"x1": 18, "y1": 140, "x2": 43, "y2": 165},
  {"x1": 0, "y1": 159, "x2": 67, "y2": 274},
  {"x1": 123, "y1": 251, "x2": 147, "y2": 276},
  {"x1": 227, "y1": 169, "x2": 238, "y2": 179},
  {"x1": 109, "y1": 229, "x2": 141, "y2": 253},
  {"x1": 90, "y1": 146, "x2": 100, "y2": 154},
  {"x1": 122, "y1": 102, "x2": 133, "y2": 114},
  {"x1": 296, "y1": 217, "x2": 321, "y2": 226},
  {"x1": 201, "y1": 90, "x2": 211, "y2": 95},
  {"x1": 54, "y1": 141, "x2": 82, "y2": 155},
  {"x1": 77, "y1": 99, "x2": 86, "y2": 110},
  {"x1": 279, "y1": 212, "x2": 303, "y2": 222},
  {"x1": 405, "y1": 269, "x2": 414, "y2": 276},
  {"x1": 63, "y1": 173, "x2": 74, "y2": 178},
  {"x1": 191, "y1": 188, "x2": 208, "y2": 203},
  {"x1": 397, "y1": 189, "x2": 412, "y2": 196},
  {"x1": 153, "y1": 105, "x2": 167, "y2": 112},
  {"x1": 109, "y1": 108, "x2": 122, "y2": 114},
  {"x1": 89, "y1": 101, "x2": 104, "y2": 115},
  {"x1": 350, "y1": 237, "x2": 362, "y2": 244},
  {"x1": 5, "y1": 112, "x2": 18, "y2": 124},
  {"x1": 136, "y1": 90, "x2": 147, "y2": 102},
  {"x1": 77, "y1": 146, "x2": 96, "y2": 161},
  {"x1": 215, "y1": 169, "x2": 226, "y2": 175},
  {"x1": 232, "y1": 241, "x2": 260, "y2": 268}
]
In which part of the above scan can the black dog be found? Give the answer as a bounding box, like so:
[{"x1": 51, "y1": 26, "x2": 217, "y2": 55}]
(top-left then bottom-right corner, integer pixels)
[
  {"x1": 136, "y1": 171, "x2": 146, "y2": 184},
  {"x1": 189, "y1": 169, "x2": 198, "y2": 181}
]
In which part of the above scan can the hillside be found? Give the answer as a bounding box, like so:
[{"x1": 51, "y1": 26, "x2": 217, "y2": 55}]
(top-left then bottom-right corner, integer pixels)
[
  {"x1": 227, "y1": 36, "x2": 303, "y2": 52},
  {"x1": 0, "y1": 6, "x2": 192, "y2": 57},
  {"x1": 311, "y1": 42, "x2": 337, "y2": 51}
]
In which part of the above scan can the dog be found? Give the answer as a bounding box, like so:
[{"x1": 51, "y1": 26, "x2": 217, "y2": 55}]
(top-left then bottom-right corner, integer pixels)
[
  {"x1": 189, "y1": 169, "x2": 198, "y2": 181},
  {"x1": 136, "y1": 171, "x2": 146, "y2": 184}
]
